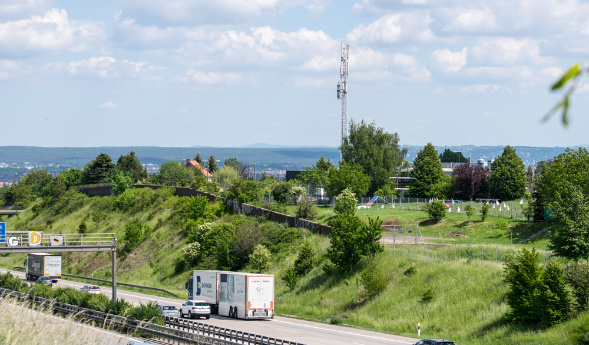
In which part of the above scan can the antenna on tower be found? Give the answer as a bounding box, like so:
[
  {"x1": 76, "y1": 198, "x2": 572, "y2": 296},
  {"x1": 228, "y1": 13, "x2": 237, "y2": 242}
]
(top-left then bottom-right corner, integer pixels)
[{"x1": 337, "y1": 43, "x2": 349, "y2": 162}]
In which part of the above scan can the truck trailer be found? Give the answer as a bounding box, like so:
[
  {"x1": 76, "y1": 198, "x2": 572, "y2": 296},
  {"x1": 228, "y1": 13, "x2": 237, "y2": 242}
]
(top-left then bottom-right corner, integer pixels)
[
  {"x1": 25, "y1": 253, "x2": 61, "y2": 283},
  {"x1": 187, "y1": 270, "x2": 274, "y2": 319}
]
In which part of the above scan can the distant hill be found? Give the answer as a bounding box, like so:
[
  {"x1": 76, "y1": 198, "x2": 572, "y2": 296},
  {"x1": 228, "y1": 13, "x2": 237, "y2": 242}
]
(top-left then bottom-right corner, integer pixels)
[{"x1": 0, "y1": 145, "x2": 583, "y2": 172}]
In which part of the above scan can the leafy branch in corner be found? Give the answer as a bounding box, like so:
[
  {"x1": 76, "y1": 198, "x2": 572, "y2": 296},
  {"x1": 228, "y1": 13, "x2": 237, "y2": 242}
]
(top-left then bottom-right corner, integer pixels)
[{"x1": 545, "y1": 63, "x2": 589, "y2": 126}]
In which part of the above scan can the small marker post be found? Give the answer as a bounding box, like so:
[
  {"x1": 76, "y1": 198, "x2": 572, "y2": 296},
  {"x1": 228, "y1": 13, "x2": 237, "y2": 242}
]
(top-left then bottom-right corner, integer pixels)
[{"x1": 418, "y1": 323, "x2": 421, "y2": 337}]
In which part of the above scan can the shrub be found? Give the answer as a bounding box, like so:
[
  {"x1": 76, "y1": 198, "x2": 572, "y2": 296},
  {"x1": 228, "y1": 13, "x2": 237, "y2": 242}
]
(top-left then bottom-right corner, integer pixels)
[
  {"x1": 282, "y1": 267, "x2": 299, "y2": 290},
  {"x1": 249, "y1": 244, "x2": 271, "y2": 272},
  {"x1": 329, "y1": 315, "x2": 343, "y2": 325},
  {"x1": 426, "y1": 201, "x2": 446, "y2": 221},
  {"x1": 481, "y1": 203, "x2": 490, "y2": 221},
  {"x1": 504, "y1": 247, "x2": 572, "y2": 326},
  {"x1": 173, "y1": 256, "x2": 187, "y2": 274},
  {"x1": 294, "y1": 241, "x2": 315, "y2": 276},
  {"x1": 497, "y1": 218, "x2": 509, "y2": 231},
  {"x1": 421, "y1": 289, "x2": 434, "y2": 303},
  {"x1": 404, "y1": 265, "x2": 417, "y2": 276},
  {"x1": 78, "y1": 221, "x2": 88, "y2": 234},
  {"x1": 182, "y1": 242, "x2": 201, "y2": 265},
  {"x1": 123, "y1": 219, "x2": 143, "y2": 252},
  {"x1": 127, "y1": 301, "x2": 165, "y2": 325},
  {"x1": 295, "y1": 197, "x2": 317, "y2": 220},
  {"x1": 361, "y1": 257, "x2": 391, "y2": 298},
  {"x1": 465, "y1": 204, "x2": 475, "y2": 222},
  {"x1": 565, "y1": 262, "x2": 589, "y2": 311},
  {"x1": 334, "y1": 188, "x2": 357, "y2": 216}
]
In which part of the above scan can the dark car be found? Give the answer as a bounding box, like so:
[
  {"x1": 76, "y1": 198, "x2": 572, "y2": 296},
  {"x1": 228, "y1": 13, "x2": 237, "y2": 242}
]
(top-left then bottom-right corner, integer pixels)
[{"x1": 415, "y1": 340, "x2": 455, "y2": 345}]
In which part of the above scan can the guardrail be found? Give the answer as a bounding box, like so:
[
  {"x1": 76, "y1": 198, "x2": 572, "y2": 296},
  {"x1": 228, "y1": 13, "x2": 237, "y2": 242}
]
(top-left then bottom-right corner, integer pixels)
[
  {"x1": 12, "y1": 267, "x2": 179, "y2": 298},
  {"x1": 0, "y1": 287, "x2": 238, "y2": 345},
  {"x1": 0, "y1": 287, "x2": 306, "y2": 345},
  {"x1": 165, "y1": 317, "x2": 306, "y2": 345}
]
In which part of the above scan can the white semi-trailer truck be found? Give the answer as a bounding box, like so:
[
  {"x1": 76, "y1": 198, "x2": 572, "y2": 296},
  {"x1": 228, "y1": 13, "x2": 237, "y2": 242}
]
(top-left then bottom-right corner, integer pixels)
[
  {"x1": 25, "y1": 253, "x2": 61, "y2": 283},
  {"x1": 187, "y1": 270, "x2": 274, "y2": 319}
]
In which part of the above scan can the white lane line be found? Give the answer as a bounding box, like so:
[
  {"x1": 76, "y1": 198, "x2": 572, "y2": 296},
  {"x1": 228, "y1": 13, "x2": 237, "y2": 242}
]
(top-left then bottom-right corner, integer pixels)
[
  {"x1": 275, "y1": 328, "x2": 302, "y2": 334},
  {"x1": 272, "y1": 319, "x2": 415, "y2": 344}
]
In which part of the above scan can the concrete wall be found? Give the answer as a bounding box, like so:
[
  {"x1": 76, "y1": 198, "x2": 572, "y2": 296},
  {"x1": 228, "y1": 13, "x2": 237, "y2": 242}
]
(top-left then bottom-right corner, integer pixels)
[{"x1": 79, "y1": 183, "x2": 332, "y2": 235}]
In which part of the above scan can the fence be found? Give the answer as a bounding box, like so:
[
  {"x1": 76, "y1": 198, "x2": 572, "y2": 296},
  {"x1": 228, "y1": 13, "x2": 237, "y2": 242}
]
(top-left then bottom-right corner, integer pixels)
[{"x1": 357, "y1": 197, "x2": 529, "y2": 220}]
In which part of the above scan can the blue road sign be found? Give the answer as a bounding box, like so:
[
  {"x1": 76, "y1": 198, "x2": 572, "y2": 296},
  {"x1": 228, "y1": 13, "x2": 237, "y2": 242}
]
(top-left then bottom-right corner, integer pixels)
[{"x1": 0, "y1": 222, "x2": 5, "y2": 243}]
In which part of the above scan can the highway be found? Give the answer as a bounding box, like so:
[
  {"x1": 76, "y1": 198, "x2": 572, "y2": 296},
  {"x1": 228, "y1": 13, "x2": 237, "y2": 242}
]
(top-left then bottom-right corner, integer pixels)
[{"x1": 0, "y1": 268, "x2": 419, "y2": 345}]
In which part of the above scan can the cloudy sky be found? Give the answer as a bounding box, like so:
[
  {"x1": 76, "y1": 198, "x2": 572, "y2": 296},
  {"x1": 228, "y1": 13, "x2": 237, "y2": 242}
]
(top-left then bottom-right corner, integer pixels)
[{"x1": 1, "y1": 0, "x2": 588, "y2": 148}]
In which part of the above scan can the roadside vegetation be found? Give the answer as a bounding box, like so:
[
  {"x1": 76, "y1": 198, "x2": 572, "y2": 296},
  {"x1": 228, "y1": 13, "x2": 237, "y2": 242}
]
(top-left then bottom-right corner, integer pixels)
[{"x1": 1, "y1": 123, "x2": 589, "y2": 344}]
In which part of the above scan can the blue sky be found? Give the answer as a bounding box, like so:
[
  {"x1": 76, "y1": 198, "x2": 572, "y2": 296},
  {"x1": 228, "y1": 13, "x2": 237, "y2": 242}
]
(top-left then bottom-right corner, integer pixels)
[{"x1": 1, "y1": 0, "x2": 589, "y2": 148}]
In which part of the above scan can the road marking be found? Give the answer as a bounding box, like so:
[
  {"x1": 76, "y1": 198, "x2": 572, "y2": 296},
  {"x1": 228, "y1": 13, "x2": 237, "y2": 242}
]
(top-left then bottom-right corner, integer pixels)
[
  {"x1": 275, "y1": 328, "x2": 302, "y2": 334},
  {"x1": 272, "y1": 319, "x2": 415, "y2": 344}
]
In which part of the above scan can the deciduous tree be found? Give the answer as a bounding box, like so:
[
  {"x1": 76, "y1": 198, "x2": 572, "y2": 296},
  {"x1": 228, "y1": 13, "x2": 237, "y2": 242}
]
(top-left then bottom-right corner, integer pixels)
[
  {"x1": 341, "y1": 120, "x2": 407, "y2": 196},
  {"x1": 326, "y1": 162, "x2": 370, "y2": 197},
  {"x1": 453, "y1": 164, "x2": 490, "y2": 201},
  {"x1": 156, "y1": 161, "x2": 194, "y2": 187}
]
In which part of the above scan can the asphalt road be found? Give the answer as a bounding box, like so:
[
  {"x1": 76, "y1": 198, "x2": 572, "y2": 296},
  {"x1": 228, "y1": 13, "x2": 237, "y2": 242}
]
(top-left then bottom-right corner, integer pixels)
[{"x1": 0, "y1": 268, "x2": 419, "y2": 345}]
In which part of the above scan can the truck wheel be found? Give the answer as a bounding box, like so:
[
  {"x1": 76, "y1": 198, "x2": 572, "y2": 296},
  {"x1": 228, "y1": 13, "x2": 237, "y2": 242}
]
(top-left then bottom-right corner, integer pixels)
[
  {"x1": 233, "y1": 307, "x2": 238, "y2": 319},
  {"x1": 229, "y1": 306, "x2": 233, "y2": 318}
]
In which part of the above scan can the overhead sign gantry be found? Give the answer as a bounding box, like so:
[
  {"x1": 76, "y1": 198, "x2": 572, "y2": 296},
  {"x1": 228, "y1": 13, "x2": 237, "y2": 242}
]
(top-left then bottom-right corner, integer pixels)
[{"x1": 0, "y1": 231, "x2": 118, "y2": 300}]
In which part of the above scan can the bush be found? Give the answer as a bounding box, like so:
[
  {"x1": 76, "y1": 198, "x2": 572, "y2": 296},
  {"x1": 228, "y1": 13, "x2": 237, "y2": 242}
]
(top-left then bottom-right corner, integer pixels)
[
  {"x1": 282, "y1": 267, "x2": 299, "y2": 290},
  {"x1": 426, "y1": 201, "x2": 446, "y2": 221},
  {"x1": 504, "y1": 247, "x2": 572, "y2": 326},
  {"x1": 123, "y1": 219, "x2": 144, "y2": 252},
  {"x1": 566, "y1": 262, "x2": 589, "y2": 311},
  {"x1": 173, "y1": 256, "x2": 187, "y2": 274},
  {"x1": 182, "y1": 242, "x2": 201, "y2": 265},
  {"x1": 78, "y1": 221, "x2": 88, "y2": 234},
  {"x1": 404, "y1": 266, "x2": 417, "y2": 276},
  {"x1": 329, "y1": 315, "x2": 343, "y2": 325},
  {"x1": 361, "y1": 257, "x2": 391, "y2": 298},
  {"x1": 295, "y1": 197, "x2": 317, "y2": 220},
  {"x1": 421, "y1": 289, "x2": 434, "y2": 303},
  {"x1": 294, "y1": 241, "x2": 315, "y2": 276},
  {"x1": 249, "y1": 244, "x2": 271, "y2": 272},
  {"x1": 481, "y1": 203, "x2": 490, "y2": 221}
]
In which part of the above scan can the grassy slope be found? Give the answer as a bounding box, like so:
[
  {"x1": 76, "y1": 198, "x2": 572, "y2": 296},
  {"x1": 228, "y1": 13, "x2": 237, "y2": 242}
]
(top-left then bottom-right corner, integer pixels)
[{"x1": 0, "y1": 195, "x2": 585, "y2": 345}]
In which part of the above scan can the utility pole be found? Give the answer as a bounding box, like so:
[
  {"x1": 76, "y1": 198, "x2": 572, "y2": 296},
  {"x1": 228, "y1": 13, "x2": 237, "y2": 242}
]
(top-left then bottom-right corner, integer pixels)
[{"x1": 337, "y1": 43, "x2": 349, "y2": 162}]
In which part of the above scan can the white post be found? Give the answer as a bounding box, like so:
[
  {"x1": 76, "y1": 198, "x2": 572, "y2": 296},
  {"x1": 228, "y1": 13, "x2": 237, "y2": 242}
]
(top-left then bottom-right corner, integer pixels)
[{"x1": 418, "y1": 323, "x2": 421, "y2": 337}]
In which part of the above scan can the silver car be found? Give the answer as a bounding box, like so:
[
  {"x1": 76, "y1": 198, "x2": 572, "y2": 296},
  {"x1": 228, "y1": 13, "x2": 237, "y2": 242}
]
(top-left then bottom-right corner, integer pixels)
[
  {"x1": 180, "y1": 300, "x2": 210, "y2": 319},
  {"x1": 158, "y1": 304, "x2": 180, "y2": 318}
]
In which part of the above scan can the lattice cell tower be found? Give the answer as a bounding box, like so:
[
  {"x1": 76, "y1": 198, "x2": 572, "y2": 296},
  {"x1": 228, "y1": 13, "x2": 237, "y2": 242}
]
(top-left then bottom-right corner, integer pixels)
[{"x1": 337, "y1": 43, "x2": 349, "y2": 161}]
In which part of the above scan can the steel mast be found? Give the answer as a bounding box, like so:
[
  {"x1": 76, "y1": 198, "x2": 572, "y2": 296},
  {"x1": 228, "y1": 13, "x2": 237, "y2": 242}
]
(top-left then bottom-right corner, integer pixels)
[{"x1": 337, "y1": 43, "x2": 349, "y2": 162}]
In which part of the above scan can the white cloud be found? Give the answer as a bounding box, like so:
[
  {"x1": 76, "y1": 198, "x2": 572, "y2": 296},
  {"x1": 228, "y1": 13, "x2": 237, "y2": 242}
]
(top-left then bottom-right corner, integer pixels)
[
  {"x1": 183, "y1": 69, "x2": 242, "y2": 85},
  {"x1": 119, "y1": 0, "x2": 326, "y2": 26},
  {"x1": 294, "y1": 76, "x2": 331, "y2": 87},
  {"x1": 470, "y1": 37, "x2": 546, "y2": 65},
  {"x1": 430, "y1": 47, "x2": 467, "y2": 73},
  {"x1": 0, "y1": 0, "x2": 53, "y2": 20},
  {"x1": 0, "y1": 9, "x2": 105, "y2": 58},
  {"x1": 443, "y1": 7, "x2": 497, "y2": 32},
  {"x1": 346, "y1": 12, "x2": 434, "y2": 44},
  {"x1": 0, "y1": 59, "x2": 30, "y2": 80},
  {"x1": 461, "y1": 84, "x2": 500, "y2": 94},
  {"x1": 99, "y1": 101, "x2": 120, "y2": 110}
]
